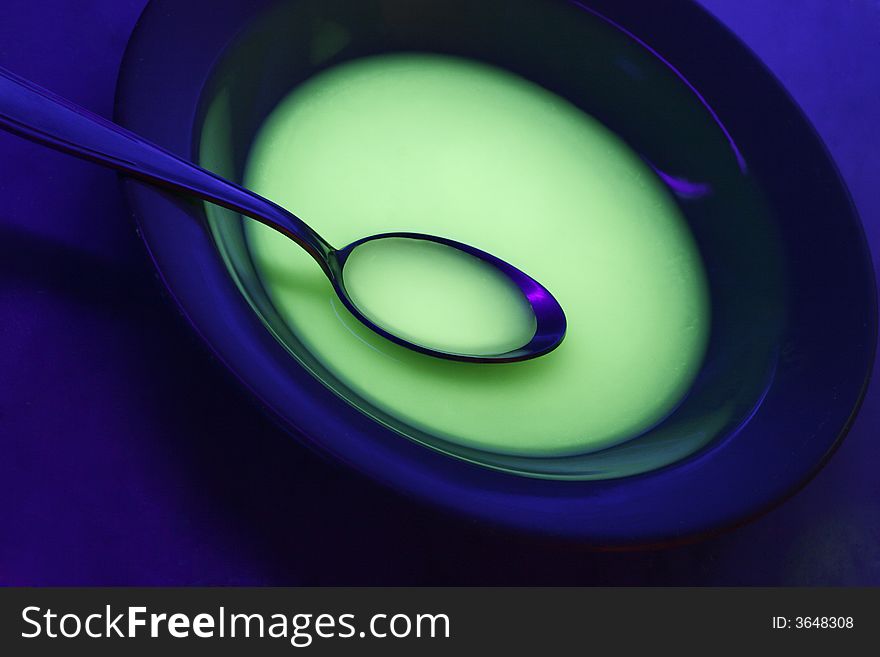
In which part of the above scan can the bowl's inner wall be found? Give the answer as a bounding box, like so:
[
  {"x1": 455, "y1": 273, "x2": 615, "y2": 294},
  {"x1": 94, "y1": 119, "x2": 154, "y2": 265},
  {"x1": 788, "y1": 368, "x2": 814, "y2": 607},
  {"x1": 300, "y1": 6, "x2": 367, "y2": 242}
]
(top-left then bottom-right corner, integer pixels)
[{"x1": 197, "y1": 0, "x2": 784, "y2": 479}]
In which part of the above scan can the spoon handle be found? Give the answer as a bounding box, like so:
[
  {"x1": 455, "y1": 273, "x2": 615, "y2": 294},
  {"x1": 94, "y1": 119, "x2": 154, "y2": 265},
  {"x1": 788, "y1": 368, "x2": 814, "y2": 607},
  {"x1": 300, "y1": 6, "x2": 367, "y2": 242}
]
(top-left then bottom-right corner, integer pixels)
[{"x1": 0, "y1": 66, "x2": 333, "y2": 263}]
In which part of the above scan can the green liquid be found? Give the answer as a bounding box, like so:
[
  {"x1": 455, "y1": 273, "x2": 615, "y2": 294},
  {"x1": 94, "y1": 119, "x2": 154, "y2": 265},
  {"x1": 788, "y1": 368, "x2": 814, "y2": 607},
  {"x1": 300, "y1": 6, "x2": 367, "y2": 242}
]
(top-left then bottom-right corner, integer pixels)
[
  {"x1": 343, "y1": 237, "x2": 537, "y2": 356},
  {"x1": 242, "y1": 53, "x2": 710, "y2": 457}
]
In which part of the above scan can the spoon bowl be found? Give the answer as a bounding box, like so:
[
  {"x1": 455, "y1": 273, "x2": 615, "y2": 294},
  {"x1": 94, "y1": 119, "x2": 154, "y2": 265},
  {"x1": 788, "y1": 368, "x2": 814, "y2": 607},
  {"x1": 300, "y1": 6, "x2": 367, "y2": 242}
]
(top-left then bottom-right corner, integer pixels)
[{"x1": 333, "y1": 232, "x2": 566, "y2": 362}]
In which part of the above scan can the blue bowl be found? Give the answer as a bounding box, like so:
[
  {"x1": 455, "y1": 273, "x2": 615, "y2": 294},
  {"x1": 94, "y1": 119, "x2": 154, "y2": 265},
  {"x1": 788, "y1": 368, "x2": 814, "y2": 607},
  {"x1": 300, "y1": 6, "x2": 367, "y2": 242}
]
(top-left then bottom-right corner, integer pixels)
[{"x1": 115, "y1": 0, "x2": 876, "y2": 543}]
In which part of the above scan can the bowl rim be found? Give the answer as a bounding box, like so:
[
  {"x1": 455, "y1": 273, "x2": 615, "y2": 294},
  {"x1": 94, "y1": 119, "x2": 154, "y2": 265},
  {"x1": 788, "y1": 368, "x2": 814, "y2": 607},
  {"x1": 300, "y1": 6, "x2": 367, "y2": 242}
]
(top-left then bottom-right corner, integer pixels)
[{"x1": 114, "y1": 0, "x2": 877, "y2": 544}]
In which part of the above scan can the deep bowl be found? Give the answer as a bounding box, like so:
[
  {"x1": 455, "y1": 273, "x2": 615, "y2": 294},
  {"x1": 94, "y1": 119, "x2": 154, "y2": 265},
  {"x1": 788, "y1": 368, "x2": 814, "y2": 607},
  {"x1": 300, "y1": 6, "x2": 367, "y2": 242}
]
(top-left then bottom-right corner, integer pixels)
[{"x1": 115, "y1": 0, "x2": 876, "y2": 543}]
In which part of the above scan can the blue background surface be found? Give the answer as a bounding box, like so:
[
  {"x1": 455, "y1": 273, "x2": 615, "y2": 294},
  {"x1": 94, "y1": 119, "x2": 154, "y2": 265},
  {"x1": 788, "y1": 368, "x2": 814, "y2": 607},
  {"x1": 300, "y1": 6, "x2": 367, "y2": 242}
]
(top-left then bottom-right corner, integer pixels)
[{"x1": 0, "y1": 0, "x2": 877, "y2": 585}]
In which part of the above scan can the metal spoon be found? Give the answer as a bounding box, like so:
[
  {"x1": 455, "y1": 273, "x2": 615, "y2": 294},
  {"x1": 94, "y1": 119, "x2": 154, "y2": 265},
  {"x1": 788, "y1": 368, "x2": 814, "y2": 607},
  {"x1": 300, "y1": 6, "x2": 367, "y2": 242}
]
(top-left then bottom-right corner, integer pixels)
[{"x1": 0, "y1": 66, "x2": 566, "y2": 362}]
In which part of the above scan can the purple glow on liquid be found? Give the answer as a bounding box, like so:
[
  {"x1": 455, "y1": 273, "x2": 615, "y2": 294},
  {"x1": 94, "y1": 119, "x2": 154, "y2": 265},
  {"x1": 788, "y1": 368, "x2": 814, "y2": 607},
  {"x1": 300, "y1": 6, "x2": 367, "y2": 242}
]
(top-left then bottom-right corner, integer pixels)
[{"x1": 651, "y1": 166, "x2": 713, "y2": 199}]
